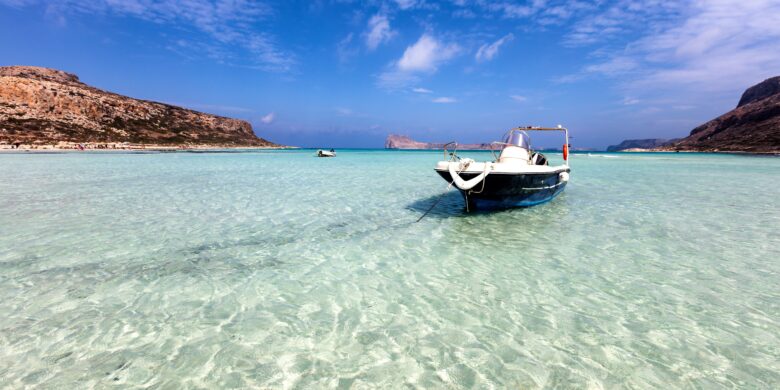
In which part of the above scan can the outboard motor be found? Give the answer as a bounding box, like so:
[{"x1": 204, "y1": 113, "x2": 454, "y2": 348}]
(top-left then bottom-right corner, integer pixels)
[{"x1": 530, "y1": 152, "x2": 548, "y2": 165}]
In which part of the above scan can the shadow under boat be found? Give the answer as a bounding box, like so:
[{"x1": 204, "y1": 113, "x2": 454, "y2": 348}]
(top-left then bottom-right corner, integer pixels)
[{"x1": 407, "y1": 190, "x2": 570, "y2": 220}]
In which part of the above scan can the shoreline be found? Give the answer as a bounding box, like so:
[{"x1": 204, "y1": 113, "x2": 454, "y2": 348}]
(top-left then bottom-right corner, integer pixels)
[
  {"x1": 386, "y1": 147, "x2": 780, "y2": 155},
  {"x1": 622, "y1": 148, "x2": 780, "y2": 155},
  {"x1": 0, "y1": 142, "x2": 298, "y2": 152}
]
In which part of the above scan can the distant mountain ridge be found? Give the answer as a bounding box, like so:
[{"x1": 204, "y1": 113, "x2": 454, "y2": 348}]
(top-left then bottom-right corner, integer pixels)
[
  {"x1": 385, "y1": 134, "x2": 493, "y2": 150},
  {"x1": 0, "y1": 66, "x2": 281, "y2": 148},
  {"x1": 606, "y1": 138, "x2": 676, "y2": 152}
]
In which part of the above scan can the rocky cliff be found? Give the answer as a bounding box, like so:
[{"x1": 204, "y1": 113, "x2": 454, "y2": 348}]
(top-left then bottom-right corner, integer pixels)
[
  {"x1": 662, "y1": 76, "x2": 780, "y2": 153},
  {"x1": 385, "y1": 134, "x2": 492, "y2": 150},
  {"x1": 737, "y1": 76, "x2": 780, "y2": 108},
  {"x1": 0, "y1": 66, "x2": 280, "y2": 148}
]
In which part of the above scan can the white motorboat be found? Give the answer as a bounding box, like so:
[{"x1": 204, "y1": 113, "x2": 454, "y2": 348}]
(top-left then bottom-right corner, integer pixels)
[{"x1": 434, "y1": 126, "x2": 571, "y2": 211}]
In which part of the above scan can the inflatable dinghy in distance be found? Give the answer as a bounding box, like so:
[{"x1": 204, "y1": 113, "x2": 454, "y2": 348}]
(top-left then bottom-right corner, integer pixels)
[{"x1": 316, "y1": 149, "x2": 336, "y2": 157}]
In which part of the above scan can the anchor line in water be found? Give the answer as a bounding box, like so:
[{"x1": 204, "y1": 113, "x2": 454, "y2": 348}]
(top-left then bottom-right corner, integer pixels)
[
  {"x1": 415, "y1": 190, "x2": 449, "y2": 223},
  {"x1": 417, "y1": 161, "x2": 490, "y2": 222}
]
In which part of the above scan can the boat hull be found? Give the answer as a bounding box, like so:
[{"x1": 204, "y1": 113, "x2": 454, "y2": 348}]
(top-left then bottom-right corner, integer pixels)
[{"x1": 435, "y1": 168, "x2": 568, "y2": 210}]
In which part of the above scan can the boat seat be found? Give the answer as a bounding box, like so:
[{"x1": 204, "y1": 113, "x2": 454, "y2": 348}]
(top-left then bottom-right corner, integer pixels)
[{"x1": 498, "y1": 146, "x2": 530, "y2": 165}]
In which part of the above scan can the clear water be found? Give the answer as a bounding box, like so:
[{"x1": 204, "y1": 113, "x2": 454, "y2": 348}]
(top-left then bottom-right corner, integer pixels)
[{"x1": 0, "y1": 150, "x2": 778, "y2": 389}]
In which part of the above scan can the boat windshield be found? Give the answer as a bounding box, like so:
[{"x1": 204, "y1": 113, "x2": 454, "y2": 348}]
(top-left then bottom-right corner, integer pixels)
[{"x1": 504, "y1": 130, "x2": 531, "y2": 148}]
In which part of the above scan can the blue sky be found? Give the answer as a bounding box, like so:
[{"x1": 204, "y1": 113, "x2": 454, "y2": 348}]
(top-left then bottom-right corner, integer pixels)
[{"x1": 2, "y1": 0, "x2": 779, "y2": 148}]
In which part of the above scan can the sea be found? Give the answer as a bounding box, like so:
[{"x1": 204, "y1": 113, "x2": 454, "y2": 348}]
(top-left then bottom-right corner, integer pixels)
[{"x1": 0, "y1": 149, "x2": 778, "y2": 388}]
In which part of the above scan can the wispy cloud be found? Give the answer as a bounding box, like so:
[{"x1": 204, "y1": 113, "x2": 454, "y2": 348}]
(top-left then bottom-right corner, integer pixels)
[
  {"x1": 509, "y1": 95, "x2": 527, "y2": 102},
  {"x1": 412, "y1": 87, "x2": 433, "y2": 94},
  {"x1": 261, "y1": 112, "x2": 275, "y2": 124},
  {"x1": 394, "y1": 0, "x2": 417, "y2": 10},
  {"x1": 554, "y1": 55, "x2": 638, "y2": 84},
  {"x1": 432, "y1": 97, "x2": 457, "y2": 103},
  {"x1": 364, "y1": 13, "x2": 396, "y2": 50},
  {"x1": 5, "y1": 0, "x2": 294, "y2": 72},
  {"x1": 631, "y1": 0, "x2": 780, "y2": 94},
  {"x1": 376, "y1": 71, "x2": 420, "y2": 90},
  {"x1": 561, "y1": 0, "x2": 780, "y2": 102},
  {"x1": 487, "y1": 0, "x2": 548, "y2": 18},
  {"x1": 564, "y1": 2, "x2": 685, "y2": 47},
  {"x1": 337, "y1": 33, "x2": 358, "y2": 63},
  {"x1": 584, "y1": 56, "x2": 638, "y2": 76},
  {"x1": 335, "y1": 107, "x2": 354, "y2": 116},
  {"x1": 475, "y1": 33, "x2": 514, "y2": 62}
]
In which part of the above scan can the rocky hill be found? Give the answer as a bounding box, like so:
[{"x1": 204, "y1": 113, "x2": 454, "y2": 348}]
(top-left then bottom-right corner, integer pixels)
[
  {"x1": 606, "y1": 138, "x2": 676, "y2": 152},
  {"x1": 385, "y1": 134, "x2": 492, "y2": 150},
  {"x1": 0, "y1": 66, "x2": 280, "y2": 148},
  {"x1": 661, "y1": 76, "x2": 780, "y2": 153}
]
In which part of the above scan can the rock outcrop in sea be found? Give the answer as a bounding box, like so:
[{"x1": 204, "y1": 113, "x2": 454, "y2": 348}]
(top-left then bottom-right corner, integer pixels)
[
  {"x1": 0, "y1": 66, "x2": 280, "y2": 148},
  {"x1": 661, "y1": 76, "x2": 780, "y2": 153},
  {"x1": 385, "y1": 134, "x2": 492, "y2": 150}
]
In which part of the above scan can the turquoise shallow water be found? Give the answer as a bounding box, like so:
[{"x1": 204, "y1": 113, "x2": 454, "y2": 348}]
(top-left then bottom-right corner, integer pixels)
[{"x1": 0, "y1": 149, "x2": 778, "y2": 388}]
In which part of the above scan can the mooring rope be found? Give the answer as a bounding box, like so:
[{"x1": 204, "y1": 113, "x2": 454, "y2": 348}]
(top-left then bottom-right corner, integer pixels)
[{"x1": 416, "y1": 160, "x2": 487, "y2": 222}]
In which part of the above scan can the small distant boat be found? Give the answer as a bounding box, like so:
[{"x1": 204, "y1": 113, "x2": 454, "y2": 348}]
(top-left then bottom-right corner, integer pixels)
[
  {"x1": 435, "y1": 126, "x2": 571, "y2": 211},
  {"x1": 316, "y1": 149, "x2": 336, "y2": 157}
]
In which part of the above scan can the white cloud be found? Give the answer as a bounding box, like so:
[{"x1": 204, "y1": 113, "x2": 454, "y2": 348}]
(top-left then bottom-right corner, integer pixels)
[
  {"x1": 261, "y1": 112, "x2": 275, "y2": 124},
  {"x1": 397, "y1": 34, "x2": 460, "y2": 72},
  {"x1": 364, "y1": 13, "x2": 395, "y2": 50},
  {"x1": 377, "y1": 34, "x2": 460, "y2": 89},
  {"x1": 584, "y1": 56, "x2": 638, "y2": 76},
  {"x1": 432, "y1": 97, "x2": 457, "y2": 103},
  {"x1": 475, "y1": 33, "x2": 514, "y2": 62},
  {"x1": 413, "y1": 87, "x2": 433, "y2": 93},
  {"x1": 509, "y1": 95, "x2": 527, "y2": 102}
]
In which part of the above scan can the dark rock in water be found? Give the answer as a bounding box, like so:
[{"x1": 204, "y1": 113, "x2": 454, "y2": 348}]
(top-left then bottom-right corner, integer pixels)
[
  {"x1": 663, "y1": 76, "x2": 780, "y2": 153},
  {"x1": 737, "y1": 76, "x2": 780, "y2": 108},
  {"x1": 0, "y1": 65, "x2": 282, "y2": 147},
  {"x1": 606, "y1": 139, "x2": 674, "y2": 152}
]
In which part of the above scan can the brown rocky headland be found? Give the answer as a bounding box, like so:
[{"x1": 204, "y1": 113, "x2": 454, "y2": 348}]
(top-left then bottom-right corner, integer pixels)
[
  {"x1": 657, "y1": 76, "x2": 780, "y2": 153},
  {"x1": 0, "y1": 66, "x2": 284, "y2": 150}
]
